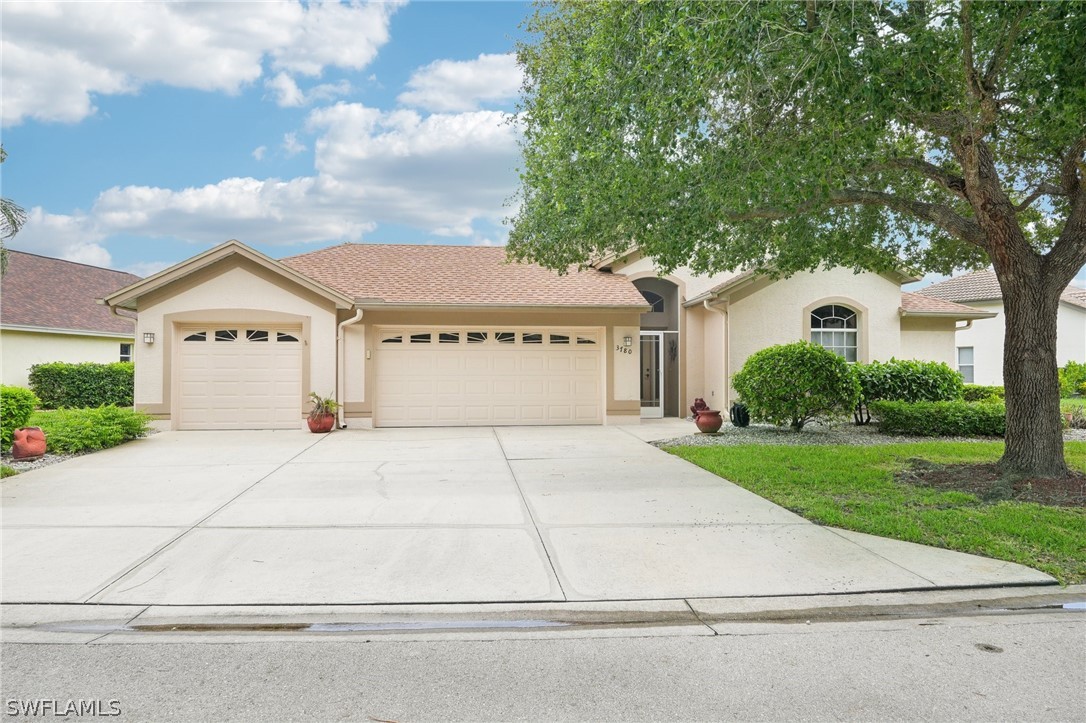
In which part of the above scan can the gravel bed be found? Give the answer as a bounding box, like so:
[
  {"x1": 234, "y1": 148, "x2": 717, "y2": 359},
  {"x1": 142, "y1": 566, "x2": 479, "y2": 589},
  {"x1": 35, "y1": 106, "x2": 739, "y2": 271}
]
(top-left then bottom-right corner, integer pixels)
[
  {"x1": 653, "y1": 420, "x2": 1086, "y2": 447},
  {"x1": 1, "y1": 451, "x2": 83, "y2": 474}
]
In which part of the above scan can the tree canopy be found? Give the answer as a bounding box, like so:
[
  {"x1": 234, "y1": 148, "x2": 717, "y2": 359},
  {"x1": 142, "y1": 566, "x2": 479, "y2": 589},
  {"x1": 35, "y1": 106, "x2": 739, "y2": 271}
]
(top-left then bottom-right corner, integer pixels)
[{"x1": 508, "y1": 0, "x2": 1086, "y2": 285}]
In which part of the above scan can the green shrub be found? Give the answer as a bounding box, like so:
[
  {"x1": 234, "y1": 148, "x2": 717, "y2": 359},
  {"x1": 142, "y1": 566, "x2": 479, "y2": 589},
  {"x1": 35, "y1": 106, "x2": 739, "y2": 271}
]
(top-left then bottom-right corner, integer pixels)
[
  {"x1": 853, "y1": 358, "x2": 965, "y2": 424},
  {"x1": 1059, "y1": 361, "x2": 1086, "y2": 397},
  {"x1": 733, "y1": 341, "x2": 861, "y2": 431},
  {"x1": 869, "y1": 400, "x2": 1006, "y2": 437},
  {"x1": 1, "y1": 385, "x2": 40, "y2": 448},
  {"x1": 1078, "y1": 381, "x2": 1086, "y2": 397},
  {"x1": 28, "y1": 406, "x2": 152, "y2": 453},
  {"x1": 27, "y1": 362, "x2": 134, "y2": 409},
  {"x1": 1, "y1": 465, "x2": 18, "y2": 478},
  {"x1": 963, "y1": 384, "x2": 1005, "y2": 402}
]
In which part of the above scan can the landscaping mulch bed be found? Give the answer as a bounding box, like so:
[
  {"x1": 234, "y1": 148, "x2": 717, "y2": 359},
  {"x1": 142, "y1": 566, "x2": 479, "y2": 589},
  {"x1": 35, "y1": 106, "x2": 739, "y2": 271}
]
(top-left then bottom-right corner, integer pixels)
[{"x1": 896, "y1": 460, "x2": 1086, "y2": 507}]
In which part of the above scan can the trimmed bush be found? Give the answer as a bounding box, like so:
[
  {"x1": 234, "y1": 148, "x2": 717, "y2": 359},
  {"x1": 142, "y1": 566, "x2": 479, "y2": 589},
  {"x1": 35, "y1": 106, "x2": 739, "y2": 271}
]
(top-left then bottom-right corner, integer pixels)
[
  {"x1": 963, "y1": 384, "x2": 1005, "y2": 402},
  {"x1": 1, "y1": 385, "x2": 40, "y2": 448},
  {"x1": 28, "y1": 362, "x2": 134, "y2": 409},
  {"x1": 733, "y1": 341, "x2": 861, "y2": 431},
  {"x1": 28, "y1": 406, "x2": 151, "y2": 453},
  {"x1": 869, "y1": 400, "x2": 1006, "y2": 437},
  {"x1": 1059, "y1": 361, "x2": 1086, "y2": 397},
  {"x1": 855, "y1": 358, "x2": 965, "y2": 403}
]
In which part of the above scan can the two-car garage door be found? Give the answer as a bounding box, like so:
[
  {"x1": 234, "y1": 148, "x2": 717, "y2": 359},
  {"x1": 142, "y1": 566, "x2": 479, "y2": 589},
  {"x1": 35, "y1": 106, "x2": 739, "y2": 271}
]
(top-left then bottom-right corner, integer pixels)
[
  {"x1": 375, "y1": 327, "x2": 604, "y2": 426},
  {"x1": 177, "y1": 326, "x2": 303, "y2": 430}
]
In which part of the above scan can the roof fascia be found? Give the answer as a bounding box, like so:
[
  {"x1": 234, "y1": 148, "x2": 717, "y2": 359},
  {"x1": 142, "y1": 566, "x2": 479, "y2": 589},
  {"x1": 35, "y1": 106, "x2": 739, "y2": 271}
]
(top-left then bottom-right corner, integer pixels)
[
  {"x1": 1, "y1": 324, "x2": 136, "y2": 339},
  {"x1": 102, "y1": 240, "x2": 354, "y2": 310}
]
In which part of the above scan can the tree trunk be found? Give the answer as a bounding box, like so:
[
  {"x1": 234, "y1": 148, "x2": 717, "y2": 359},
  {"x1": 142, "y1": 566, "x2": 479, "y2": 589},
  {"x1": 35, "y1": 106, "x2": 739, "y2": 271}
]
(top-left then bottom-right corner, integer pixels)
[{"x1": 997, "y1": 271, "x2": 1067, "y2": 478}]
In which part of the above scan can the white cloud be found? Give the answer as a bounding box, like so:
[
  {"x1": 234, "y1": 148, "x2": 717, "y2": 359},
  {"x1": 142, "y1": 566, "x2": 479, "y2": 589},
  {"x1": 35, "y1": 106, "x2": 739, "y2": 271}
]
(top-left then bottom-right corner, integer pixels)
[
  {"x1": 398, "y1": 53, "x2": 523, "y2": 112},
  {"x1": 282, "y1": 133, "x2": 308, "y2": 157},
  {"x1": 252, "y1": 146, "x2": 267, "y2": 161},
  {"x1": 8, "y1": 207, "x2": 112, "y2": 267},
  {"x1": 13, "y1": 104, "x2": 521, "y2": 250},
  {"x1": 265, "y1": 72, "x2": 351, "y2": 108},
  {"x1": 0, "y1": 0, "x2": 399, "y2": 126}
]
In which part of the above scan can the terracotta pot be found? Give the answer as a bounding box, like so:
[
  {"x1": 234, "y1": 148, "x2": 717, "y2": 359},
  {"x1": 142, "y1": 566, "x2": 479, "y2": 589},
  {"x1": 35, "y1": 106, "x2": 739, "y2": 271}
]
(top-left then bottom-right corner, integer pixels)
[
  {"x1": 694, "y1": 410, "x2": 723, "y2": 434},
  {"x1": 12, "y1": 427, "x2": 47, "y2": 461},
  {"x1": 307, "y1": 413, "x2": 336, "y2": 433}
]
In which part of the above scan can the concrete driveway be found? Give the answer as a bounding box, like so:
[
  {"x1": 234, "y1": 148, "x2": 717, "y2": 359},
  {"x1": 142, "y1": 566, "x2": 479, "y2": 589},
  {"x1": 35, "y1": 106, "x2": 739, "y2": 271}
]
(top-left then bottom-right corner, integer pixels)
[{"x1": 1, "y1": 423, "x2": 1052, "y2": 605}]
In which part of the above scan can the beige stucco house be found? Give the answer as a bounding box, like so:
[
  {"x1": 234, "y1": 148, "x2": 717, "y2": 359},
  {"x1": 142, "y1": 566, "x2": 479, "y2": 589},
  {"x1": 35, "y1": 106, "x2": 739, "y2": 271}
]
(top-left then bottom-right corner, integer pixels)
[
  {"x1": 917, "y1": 269, "x2": 1086, "y2": 386},
  {"x1": 102, "y1": 240, "x2": 991, "y2": 430},
  {"x1": 1, "y1": 250, "x2": 140, "y2": 387}
]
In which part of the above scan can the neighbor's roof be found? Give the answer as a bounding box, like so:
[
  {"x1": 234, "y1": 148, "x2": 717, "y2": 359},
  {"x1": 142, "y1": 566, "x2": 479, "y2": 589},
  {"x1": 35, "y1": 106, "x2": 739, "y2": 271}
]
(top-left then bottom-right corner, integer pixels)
[
  {"x1": 1061, "y1": 286, "x2": 1086, "y2": 310},
  {"x1": 899, "y1": 291, "x2": 996, "y2": 319},
  {"x1": 1, "y1": 250, "x2": 140, "y2": 335},
  {"x1": 918, "y1": 269, "x2": 1086, "y2": 310},
  {"x1": 281, "y1": 244, "x2": 648, "y2": 307}
]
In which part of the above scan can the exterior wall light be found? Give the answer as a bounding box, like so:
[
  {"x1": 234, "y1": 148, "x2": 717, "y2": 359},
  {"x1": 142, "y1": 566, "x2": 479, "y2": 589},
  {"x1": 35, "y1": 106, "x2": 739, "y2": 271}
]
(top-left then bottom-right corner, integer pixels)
[
  {"x1": 623, "y1": 336, "x2": 633, "y2": 347},
  {"x1": 143, "y1": 332, "x2": 155, "y2": 344}
]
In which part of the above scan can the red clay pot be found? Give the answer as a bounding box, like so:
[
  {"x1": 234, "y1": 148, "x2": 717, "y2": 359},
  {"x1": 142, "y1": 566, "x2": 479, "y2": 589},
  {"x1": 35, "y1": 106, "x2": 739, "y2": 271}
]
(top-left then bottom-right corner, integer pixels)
[
  {"x1": 12, "y1": 427, "x2": 47, "y2": 461},
  {"x1": 694, "y1": 410, "x2": 723, "y2": 434},
  {"x1": 307, "y1": 413, "x2": 336, "y2": 433}
]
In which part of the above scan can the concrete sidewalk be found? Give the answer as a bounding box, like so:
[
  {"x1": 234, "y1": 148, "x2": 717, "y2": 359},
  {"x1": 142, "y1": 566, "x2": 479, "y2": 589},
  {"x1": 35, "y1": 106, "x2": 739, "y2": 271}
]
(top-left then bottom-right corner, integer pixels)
[{"x1": 1, "y1": 422, "x2": 1054, "y2": 607}]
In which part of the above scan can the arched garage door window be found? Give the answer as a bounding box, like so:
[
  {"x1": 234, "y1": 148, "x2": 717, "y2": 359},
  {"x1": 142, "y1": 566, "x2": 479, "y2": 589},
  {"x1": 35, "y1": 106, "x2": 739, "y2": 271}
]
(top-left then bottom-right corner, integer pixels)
[{"x1": 810, "y1": 304, "x2": 858, "y2": 362}]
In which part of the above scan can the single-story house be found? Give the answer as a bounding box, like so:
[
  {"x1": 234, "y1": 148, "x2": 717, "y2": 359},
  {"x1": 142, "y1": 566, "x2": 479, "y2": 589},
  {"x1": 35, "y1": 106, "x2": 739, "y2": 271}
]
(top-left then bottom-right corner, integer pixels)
[
  {"x1": 102, "y1": 240, "x2": 993, "y2": 430},
  {"x1": 1, "y1": 250, "x2": 140, "y2": 387},
  {"x1": 916, "y1": 269, "x2": 1086, "y2": 385}
]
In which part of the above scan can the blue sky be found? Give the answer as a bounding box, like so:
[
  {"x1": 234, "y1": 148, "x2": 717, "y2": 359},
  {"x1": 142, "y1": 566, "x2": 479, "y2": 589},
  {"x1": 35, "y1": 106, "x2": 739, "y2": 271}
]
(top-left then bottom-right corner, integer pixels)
[{"x1": 1, "y1": 0, "x2": 1082, "y2": 287}]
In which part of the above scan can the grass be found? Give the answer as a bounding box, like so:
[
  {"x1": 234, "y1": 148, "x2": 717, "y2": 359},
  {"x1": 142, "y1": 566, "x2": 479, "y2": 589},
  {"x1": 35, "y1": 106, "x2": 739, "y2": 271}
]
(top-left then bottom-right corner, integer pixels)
[
  {"x1": 1061, "y1": 396, "x2": 1086, "y2": 412},
  {"x1": 666, "y1": 440, "x2": 1086, "y2": 584},
  {"x1": 0, "y1": 465, "x2": 18, "y2": 478}
]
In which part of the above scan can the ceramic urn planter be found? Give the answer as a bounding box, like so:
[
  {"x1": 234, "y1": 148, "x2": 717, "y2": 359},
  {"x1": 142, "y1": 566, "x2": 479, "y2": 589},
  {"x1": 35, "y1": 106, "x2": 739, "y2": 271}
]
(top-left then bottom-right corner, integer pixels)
[{"x1": 694, "y1": 410, "x2": 724, "y2": 433}]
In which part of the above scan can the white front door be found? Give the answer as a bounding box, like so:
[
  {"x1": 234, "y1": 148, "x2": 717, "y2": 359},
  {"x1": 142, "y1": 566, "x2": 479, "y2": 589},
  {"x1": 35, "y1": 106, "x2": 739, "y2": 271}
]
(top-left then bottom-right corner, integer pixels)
[
  {"x1": 640, "y1": 331, "x2": 664, "y2": 418},
  {"x1": 374, "y1": 327, "x2": 604, "y2": 427}
]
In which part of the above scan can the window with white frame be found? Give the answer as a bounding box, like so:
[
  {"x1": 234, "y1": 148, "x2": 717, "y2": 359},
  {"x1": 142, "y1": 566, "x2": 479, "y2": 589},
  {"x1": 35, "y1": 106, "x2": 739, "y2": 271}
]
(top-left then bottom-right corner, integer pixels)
[
  {"x1": 958, "y1": 346, "x2": 974, "y2": 383},
  {"x1": 810, "y1": 304, "x2": 858, "y2": 362},
  {"x1": 119, "y1": 343, "x2": 133, "y2": 362}
]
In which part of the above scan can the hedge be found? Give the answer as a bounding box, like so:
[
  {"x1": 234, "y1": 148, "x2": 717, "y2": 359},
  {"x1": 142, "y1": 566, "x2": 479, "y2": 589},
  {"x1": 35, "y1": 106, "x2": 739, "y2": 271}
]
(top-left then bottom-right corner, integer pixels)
[
  {"x1": 962, "y1": 384, "x2": 1005, "y2": 402},
  {"x1": 28, "y1": 406, "x2": 151, "y2": 453},
  {"x1": 852, "y1": 358, "x2": 964, "y2": 425},
  {"x1": 1, "y1": 385, "x2": 40, "y2": 448},
  {"x1": 869, "y1": 400, "x2": 1006, "y2": 437},
  {"x1": 28, "y1": 362, "x2": 134, "y2": 409}
]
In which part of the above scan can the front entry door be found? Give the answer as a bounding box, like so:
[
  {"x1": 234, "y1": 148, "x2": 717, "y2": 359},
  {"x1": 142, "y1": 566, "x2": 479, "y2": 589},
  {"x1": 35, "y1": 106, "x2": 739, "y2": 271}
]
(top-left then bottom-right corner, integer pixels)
[{"x1": 640, "y1": 332, "x2": 664, "y2": 418}]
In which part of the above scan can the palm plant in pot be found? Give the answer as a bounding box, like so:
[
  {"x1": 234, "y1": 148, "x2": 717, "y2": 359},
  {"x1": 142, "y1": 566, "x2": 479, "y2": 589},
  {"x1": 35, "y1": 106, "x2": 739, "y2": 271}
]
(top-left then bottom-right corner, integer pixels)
[{"x1": 307, "y1": 392, "x2": 339, "y2": 433}]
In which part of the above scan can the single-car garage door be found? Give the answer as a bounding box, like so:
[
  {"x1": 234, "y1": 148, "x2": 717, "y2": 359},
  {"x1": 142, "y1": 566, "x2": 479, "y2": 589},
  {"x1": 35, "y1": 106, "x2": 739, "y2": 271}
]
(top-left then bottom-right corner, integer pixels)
[
  {"x1": 375, "y1": 327, "x2": 603, "y2": 426},
  {"x1": 177, "y1": 326, "x2": 303, "y2": 430}
]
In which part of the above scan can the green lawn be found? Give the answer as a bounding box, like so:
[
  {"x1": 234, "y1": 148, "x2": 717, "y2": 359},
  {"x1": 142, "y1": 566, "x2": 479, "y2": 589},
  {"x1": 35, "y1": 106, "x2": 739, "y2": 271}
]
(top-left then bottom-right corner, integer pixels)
[
  {"x1": 666, "y1": 441, "x2": 1086, "y2": 584},
  {"x1": 1062, "y1": 397, "x2": 1086, "y2": 412}
]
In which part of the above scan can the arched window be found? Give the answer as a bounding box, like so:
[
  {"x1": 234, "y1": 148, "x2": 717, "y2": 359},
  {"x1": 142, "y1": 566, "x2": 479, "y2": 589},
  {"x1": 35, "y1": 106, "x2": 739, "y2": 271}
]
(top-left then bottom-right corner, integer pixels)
[
  {"x1": 640, "y1": 290, "x2": 665, "y2": 313},
  {"x1": 810, "y1": 304, "x2": 858, "y2": 362}
]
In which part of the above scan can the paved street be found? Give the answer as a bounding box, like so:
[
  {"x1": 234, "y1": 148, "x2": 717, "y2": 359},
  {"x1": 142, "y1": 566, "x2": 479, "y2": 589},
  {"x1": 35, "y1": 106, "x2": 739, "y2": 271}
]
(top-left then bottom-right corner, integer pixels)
[
  {"x1": 1, "y1": 423, "x2": 1053, "y2": 606},
  {"x1": 3, "y1": 607, "x2": 1083, "y2": 722}
]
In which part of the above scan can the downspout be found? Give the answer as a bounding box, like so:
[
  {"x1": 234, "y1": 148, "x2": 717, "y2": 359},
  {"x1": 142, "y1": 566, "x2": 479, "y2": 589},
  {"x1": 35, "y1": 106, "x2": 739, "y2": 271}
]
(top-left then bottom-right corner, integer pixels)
[
  {"x1": 336, "y1": 309, "x2": 364, "y2": 429},
  {"x1": 703, "y1": 299, "x2": 729, "y2": 407}
]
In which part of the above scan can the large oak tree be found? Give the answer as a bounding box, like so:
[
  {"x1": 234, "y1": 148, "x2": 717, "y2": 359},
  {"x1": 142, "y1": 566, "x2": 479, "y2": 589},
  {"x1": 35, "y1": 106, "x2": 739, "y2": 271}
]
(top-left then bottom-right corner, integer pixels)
[{"x1": 508, "y1": 0, "x2": 1086, "y2": 477}]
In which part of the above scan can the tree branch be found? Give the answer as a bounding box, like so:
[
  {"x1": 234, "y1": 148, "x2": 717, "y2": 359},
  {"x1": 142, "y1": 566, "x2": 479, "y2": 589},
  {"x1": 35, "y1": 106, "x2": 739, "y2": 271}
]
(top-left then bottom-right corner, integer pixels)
[
  {"x1": 729, "y1": 188, "x2": 986, "y2": 247},
  {"x1": 982, "y1": 5, "x2": 1029, "y2": 91},
  {"x1": 1060, "y1": 135, "x2": 1086, "y2": 197},
  {"x1": 960, "y1": 1, "x2": 985, "y2": 102},
  {"x1": 874, "y1": 158, "x2": 968, "y2": 199},
  {"x1": 1014, "y1": 183, "x2": 1064, "y2": 213}
]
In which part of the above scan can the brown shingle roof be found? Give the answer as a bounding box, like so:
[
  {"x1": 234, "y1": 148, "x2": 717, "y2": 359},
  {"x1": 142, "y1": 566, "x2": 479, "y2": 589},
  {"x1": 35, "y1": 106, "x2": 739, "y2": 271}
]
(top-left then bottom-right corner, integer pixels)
[
  {"x1": 917, "y1": 269, "x2": 1086, "y2": 310},
  {"x1": 900, "y1": 291, "x2": 993, "y2": 317},
  {"x1": 281, "y1": 244, "x2": 647, "y2": 307},
  {"x1": 1, "y1": 250, "x2": 140, "y2": 334}
]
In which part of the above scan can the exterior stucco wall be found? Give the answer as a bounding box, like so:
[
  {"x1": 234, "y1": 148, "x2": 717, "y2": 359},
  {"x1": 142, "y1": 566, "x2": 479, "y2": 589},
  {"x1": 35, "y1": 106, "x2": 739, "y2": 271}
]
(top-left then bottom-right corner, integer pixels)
[
  {"x1": 954, "y1": 300, "x2": 1086, "y2": 386},
  {"x1": 0, "y1": 330, "x2": 133, "y2": 387},
  {"x1": 133, "y1": 259, "x2": 339, "y2": 423},
  {"x1": 609, "y1": 253, "x2": 743, "y2": 300},
  {"x1": 726, "y1": 268, "x2": 903, "y2": 404},
  {"x1": 899, "y1": 317, "x2": 958, "y2": 367}
]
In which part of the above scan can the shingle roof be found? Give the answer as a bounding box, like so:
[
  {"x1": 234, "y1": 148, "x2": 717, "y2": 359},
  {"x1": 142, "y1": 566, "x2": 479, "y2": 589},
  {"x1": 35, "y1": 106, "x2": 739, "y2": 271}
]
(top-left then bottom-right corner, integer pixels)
[
  {"x1": 280, "y1": 244, "x2": 648, "y2": 307},
  {"x1": 917, "y1": 268, "x2": 1086, "y2": 310},
  {"x1": 899, "y1": 291, "x2": 993, "y2": 317},
  {"x1": 1, "y1": 250, "x2": 140, "y2": 334}
]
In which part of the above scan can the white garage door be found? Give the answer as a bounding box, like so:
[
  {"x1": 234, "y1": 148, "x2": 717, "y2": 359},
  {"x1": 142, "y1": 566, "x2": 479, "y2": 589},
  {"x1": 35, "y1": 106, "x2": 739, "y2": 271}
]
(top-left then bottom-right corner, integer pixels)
[
  {"x1": 177, "y1": 326, "x2": 303, "y2": 430},
  {"x1": 375, "y1": 327, "x2": 603, "y2": 427}
]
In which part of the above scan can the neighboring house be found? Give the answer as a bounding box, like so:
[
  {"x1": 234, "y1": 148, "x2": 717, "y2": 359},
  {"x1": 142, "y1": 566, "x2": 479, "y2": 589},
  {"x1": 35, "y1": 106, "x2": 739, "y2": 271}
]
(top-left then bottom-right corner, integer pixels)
[
  {"x1": 916, "y1": 269, "x2": 1086, "y2": 386},
  {"x1": 102, "y1": 240, "x2": 992, "y2": 430},
  {"x1": 1, "y1": 250, "x2": 140, "y2": 387}
]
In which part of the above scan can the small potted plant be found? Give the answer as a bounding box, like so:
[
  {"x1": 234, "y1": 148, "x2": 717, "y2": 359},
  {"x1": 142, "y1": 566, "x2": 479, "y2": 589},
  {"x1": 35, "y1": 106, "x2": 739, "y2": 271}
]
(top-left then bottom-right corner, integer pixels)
[{"x1": 307, "y1": 392, "x2": 339, "y2": 433}]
